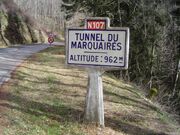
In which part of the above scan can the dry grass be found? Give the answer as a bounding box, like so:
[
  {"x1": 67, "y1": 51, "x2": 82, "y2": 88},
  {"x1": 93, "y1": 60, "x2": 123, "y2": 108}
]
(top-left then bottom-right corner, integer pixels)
[{"x1": 0, "y1": 46, "x2": 179, "y2": 135}]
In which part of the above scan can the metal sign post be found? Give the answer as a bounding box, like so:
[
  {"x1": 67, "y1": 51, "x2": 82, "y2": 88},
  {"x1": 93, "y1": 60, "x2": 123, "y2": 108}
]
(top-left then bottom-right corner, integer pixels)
[{"x1": 65, "y1": 17, "x2": 130, "y2": 126}]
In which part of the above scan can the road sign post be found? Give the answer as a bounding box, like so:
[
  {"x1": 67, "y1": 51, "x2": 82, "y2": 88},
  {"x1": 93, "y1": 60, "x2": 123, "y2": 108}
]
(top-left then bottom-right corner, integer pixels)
[
  {"x1": 85, "y1": 69, "x2": 104, "y2": 126},
  {"x1": 84, "y1": 18, "x2": 107, "y2": 126},
  {"x1": 66, "y1": 17, "x2": 129, "y2": 126}
]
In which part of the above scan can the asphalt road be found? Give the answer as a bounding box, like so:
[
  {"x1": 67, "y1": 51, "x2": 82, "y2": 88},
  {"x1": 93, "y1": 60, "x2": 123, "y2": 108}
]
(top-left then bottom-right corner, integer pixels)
[{"x1": 0, "y1": 43, "x2": 64, "y2": 85}]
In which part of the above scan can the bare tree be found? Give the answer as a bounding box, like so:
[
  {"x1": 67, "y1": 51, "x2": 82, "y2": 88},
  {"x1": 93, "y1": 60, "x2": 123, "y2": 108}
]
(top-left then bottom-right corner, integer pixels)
[{"x1": 13, "y1": 0, "x2": 65, "y2": 32}]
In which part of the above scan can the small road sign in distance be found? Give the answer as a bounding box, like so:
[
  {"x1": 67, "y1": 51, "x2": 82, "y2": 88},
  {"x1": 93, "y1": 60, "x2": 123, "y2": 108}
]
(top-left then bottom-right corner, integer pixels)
[{"x1": 48, "y1": 36, "x2": 54, "y2": 44}]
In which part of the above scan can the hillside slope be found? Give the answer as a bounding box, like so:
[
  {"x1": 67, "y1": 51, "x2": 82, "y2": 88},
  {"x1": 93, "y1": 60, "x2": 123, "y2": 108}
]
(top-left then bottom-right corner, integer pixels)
[
  {"x1": 0, "y1": 0, "x2": 46, "y2": 47},
  {"x1": 0, "y1": 46, "x2": 179, "y2": 135}
]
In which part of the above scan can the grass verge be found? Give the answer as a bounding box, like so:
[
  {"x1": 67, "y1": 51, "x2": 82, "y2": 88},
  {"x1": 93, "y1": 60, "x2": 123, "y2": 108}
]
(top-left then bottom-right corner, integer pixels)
[{"x1": 0, "y1": 46, "x2": 179, "y2": 135}]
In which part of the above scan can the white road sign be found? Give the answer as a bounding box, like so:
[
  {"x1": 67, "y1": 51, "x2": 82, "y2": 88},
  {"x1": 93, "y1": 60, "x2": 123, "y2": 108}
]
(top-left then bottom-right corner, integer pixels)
[
  {"x1": 66, "y1": 28, "x2": 129, "y2": 69},
  {"x1": 65, "y1": 17, "x2": 130, "y2": 126}
]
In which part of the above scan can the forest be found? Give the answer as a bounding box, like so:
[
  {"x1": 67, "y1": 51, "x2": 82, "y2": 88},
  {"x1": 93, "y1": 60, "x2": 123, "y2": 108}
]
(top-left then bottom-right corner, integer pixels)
[{"x1": 13, "y1": 0, "x2": 180, "y2": 115}]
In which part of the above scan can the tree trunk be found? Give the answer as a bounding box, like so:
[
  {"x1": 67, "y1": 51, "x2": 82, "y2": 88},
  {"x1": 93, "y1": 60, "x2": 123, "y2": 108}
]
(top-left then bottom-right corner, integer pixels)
[
  {"x1": 173, "y1": 60, "x2": 180, "y2": 96},
  {"x1": 149, "y1": 44, "x2": 155, "y2": 89}
]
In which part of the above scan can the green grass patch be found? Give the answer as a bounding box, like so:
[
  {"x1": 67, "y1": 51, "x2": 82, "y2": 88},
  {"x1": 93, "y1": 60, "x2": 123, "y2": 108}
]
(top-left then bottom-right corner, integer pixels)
[{"x1": 0, "y1": 46, "x2": 179, "y2": 135}]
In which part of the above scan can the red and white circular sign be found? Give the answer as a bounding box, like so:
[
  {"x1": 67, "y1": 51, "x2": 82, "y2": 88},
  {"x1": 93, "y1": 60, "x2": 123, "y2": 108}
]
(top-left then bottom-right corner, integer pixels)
[{"x1": 48, "y1": 36, "x2": 54, "y2": 44}]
